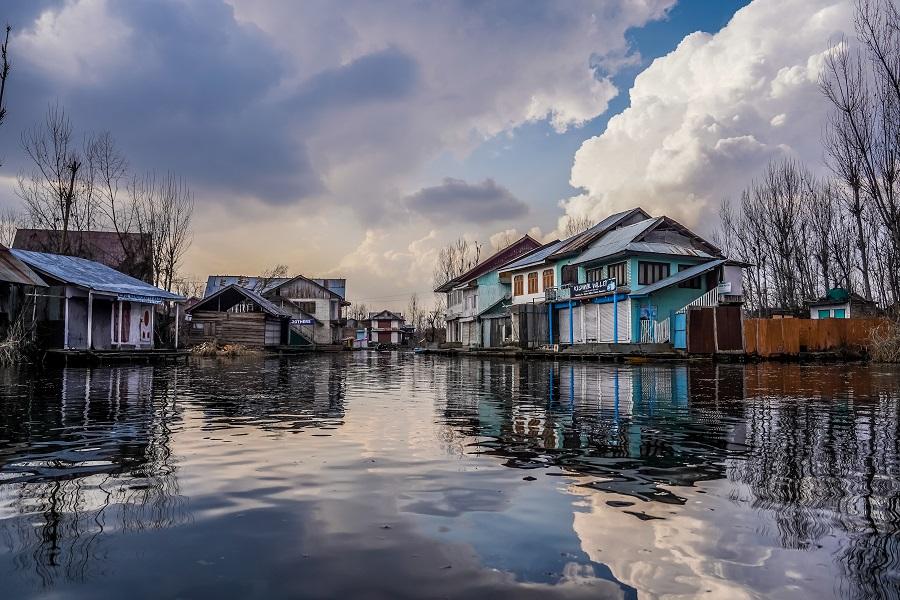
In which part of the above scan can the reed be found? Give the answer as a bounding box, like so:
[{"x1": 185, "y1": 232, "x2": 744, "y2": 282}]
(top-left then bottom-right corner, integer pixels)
[{"x1": 868, "y1": 318, "x2": 900, "y2": 363}]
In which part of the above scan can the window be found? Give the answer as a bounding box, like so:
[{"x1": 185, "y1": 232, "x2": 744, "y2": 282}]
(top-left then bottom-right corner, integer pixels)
[
  {"x1": 527, "y1": 272, "x2": 538, "y2": 294},
  {"x1": 449, "y1": 290, "x2": 463, "y2": 306},
  {"x1": 513, "y1": 275, "x2": 524, "y2": 296},
  {"x1": 296, "y1": 301, "x2": 316, "y2": 314},
  {"x1": 561, "y1": 264, "x2": 578, "y2": 285},
  {"x1": 638, "y1": 261, "x2": 670, "y2": 285},
  {"x1": 608, "y1": 262, "x2": 628, "y2": 285},
  {"x1": 586, "y1": 268, "x2": 603, "y2": 283},
  {"x1": 542, "y1": 269, "x2": 555, "y2": 290},
  {"x1": 818, "y1": 309, "x2": 831, "y2": 319},
  {"x1": 834, "y1": 308, "x2": 846, "y2": 318},
  {"x1": 677, "y1": 264, "x2": 701, "y2": 289}
]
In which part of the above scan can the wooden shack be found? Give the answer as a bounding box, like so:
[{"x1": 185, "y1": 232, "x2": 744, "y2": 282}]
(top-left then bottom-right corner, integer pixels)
[{"x1": 185, "y1": 284, "x2": 289, "y2": 348}]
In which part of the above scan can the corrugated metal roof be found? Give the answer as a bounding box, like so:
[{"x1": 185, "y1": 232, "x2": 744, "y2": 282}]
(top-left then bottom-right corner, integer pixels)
[
  {"x1": 549, "y1": 207, "x2": 650, "y2": 257},
  {"x1": 497, "y1": 239, "x2": 565, "y2": 273},
  {"x1": 624, "y1": 242, "x2": 715, "y2": 259},
  {"x1": 189, "y1": 284, "x2": 291, "y2": 317},
  {"x1": 11, "y1": 249, "x2": 183, "y2": 301},
  {"x1": 0, "y1": 246, "x2": 47, "y2": 287},
  {"x1": 570, "y1": 218, "x2": 661, "y2": 265},
  {"x1": 629, "y1": 259, "x2": 726, "y2": 297},
  {"x1": 205, "y1": 274, "x2": 345, "y2": 299}
]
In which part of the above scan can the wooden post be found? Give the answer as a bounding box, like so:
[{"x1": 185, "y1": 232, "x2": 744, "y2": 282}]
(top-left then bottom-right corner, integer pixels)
[
  {"x1": 150, "y1": 304, "x2": 155, "y2": 348},
  {"x1": 63, "y1": 292, "x2": 69, "y2": 349},
  {"x1": 118, "y1": 301, "x2": 123, "y2": 347},
  {"x1": 87, "y1": 291, "x2": 93, "y2": 349},
  {"x1": 174, "y1": 302, "x2": 180, "y2": 349}
]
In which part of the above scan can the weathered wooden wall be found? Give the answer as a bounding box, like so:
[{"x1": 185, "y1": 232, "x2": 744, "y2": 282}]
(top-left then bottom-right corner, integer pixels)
[
  {"x1": 185, "y1": 311, "x2": 282, "y2": 347},
  {"x1": 743, "y1": 318, "x2": 886, "y2": 357}
]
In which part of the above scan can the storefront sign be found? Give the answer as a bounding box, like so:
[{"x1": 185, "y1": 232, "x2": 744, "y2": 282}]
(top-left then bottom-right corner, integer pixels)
[
  {"x1": 292, "y1": 318, "x2": 314, "y2": 325},
  {"x1": 570, "y1": 278, "x2": 617, "y2": 298}
]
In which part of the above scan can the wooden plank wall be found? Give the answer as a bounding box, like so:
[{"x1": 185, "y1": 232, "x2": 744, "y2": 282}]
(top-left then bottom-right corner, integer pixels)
[
  {"x1": 742, "y1": 318, "x2": 886, "y2": 357},
  {"x1": 185, "y1": 311, "x2": 276, "y2": 347}
]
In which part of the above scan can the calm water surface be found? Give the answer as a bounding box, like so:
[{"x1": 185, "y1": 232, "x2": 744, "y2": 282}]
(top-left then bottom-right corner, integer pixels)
[{"x1": 1, "y1": 354, "x2": 899, "y2": 599}]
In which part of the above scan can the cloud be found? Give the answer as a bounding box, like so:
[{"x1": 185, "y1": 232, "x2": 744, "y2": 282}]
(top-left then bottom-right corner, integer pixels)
[
  {"x1": 562, "y1": 0, "x2": 852, "y2": 234},
  {"x1": 404, "y1": 178, "x2": 528, "y2": 224}
]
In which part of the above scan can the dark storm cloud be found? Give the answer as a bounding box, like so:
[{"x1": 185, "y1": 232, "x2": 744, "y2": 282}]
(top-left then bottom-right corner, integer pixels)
[{"x1": 404, "y1": 178, "x2": 529, "y2": 224}]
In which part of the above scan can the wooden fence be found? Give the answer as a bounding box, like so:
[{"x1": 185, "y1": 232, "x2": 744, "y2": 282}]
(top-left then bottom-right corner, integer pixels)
[{"x1": 742, "y1": 318, "x2": 886, "y2": 357}]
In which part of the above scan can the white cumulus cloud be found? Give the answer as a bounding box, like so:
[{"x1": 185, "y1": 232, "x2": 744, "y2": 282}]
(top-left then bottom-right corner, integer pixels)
[{"x1": 562, "y1": 0, "x2": 852, "y2": 234}]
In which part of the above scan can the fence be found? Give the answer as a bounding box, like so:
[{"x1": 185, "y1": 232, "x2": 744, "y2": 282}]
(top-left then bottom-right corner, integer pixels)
[{"x1": 742, "y1": 318, "x2": 886, "y2": 357}]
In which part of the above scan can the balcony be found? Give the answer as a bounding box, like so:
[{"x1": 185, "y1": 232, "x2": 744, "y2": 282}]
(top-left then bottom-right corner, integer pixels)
[{"x1": 544, "y1": 286, "x2": 571, "y2": 302}]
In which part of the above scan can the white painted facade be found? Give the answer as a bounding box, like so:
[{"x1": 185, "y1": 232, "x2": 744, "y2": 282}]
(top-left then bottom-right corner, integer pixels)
[
  {"x1": 508, "y1": 266, "x2": 555, "y2": 305},
  {"x1": 809, "y1": 302, "x2": 851, "y2": 319}
]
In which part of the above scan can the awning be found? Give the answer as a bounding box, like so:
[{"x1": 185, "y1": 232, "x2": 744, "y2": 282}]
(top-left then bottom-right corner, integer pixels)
[{"x1": 629, "y1": 259, "x2": 726, "y2": 298}]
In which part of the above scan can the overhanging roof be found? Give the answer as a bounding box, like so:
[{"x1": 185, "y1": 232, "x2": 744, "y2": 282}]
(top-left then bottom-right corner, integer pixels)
[
  {"x1": 0, "y1": 245, "x2": 47, "y2": 287},
  {"x1": 629, "y1": 259, "x2": 726, "y2": 297},
  {"x1": 11, "y1": 249, "x2": 182, "y2": 301},
  {"x1": 188, "y1": 284, "x2": 291, "y2": 317}
]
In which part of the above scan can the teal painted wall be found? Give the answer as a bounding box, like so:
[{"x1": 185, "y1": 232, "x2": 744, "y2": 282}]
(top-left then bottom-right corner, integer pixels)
[{"x1": 476, "y1": 270, "x2": 509, "y2": 312}]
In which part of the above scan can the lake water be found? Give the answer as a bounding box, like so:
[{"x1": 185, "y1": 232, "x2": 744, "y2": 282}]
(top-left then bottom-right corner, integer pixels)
[{"x1": 1, "y1": 354, "x2": 899, "y2": 599}]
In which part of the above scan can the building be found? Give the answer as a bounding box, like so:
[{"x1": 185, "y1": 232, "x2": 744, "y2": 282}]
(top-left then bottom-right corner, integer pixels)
[
  {"x1": 496, "y1": 209, "x2": 746, "y2": 348},
  {"x1": 0, "y1": 244, "x2": 48, "y2": 335},
  {"x1": 364, "y1": 310, "x2": 406, "y2": 345},
  {"x1": 13, "y1": 229, "x2": 154, "y2": 283},
  {"x1": 184, "y1": 284, "x2": 291, "y2": 348},
  {"x1": 10, "y1": 249, "x2": 184, "y2": 350},
  {"x1": 435, "y1": 235, "x2": 542, "y2": 347},
  {"x1": 204, "y1": 275, "x2": 349, "y2": 346},
  {"x1": 808, "y1": 288, "x2": 878, "y2": 319}
]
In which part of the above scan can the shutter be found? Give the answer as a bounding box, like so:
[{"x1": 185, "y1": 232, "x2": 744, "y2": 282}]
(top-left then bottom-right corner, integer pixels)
[
  {"x1": 599, "y1": 303, "x2": 614, "y2": 342},
  {"x1": 584, "y1": 304, "x2": 599, "y2": 343},
  {"x1": 558, "y1": 308, "x2": 570, "y2": 344},
  {"x1": 616, "y1": 299, "x2": 631, "y2": 343}
]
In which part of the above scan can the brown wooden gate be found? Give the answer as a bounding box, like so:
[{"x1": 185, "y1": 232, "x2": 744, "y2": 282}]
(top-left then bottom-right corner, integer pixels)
[
  {"x1": 715, "y1": 306, "x2": 743, "y2": 351},
  {"x1": 687, "y1": 307, "x2": 715, "y2": 353}
]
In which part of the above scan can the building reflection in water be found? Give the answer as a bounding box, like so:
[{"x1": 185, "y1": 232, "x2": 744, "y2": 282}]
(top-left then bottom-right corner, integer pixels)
[
  {"x1": 0, "y1": 365, "x2": 186, "y2": 587},
  {"x1": 438, "y1": 359, "x2": 900, "y2": 600},
  {"x1": 0, "y1": 358, "x2": 349, "y2": 589}
]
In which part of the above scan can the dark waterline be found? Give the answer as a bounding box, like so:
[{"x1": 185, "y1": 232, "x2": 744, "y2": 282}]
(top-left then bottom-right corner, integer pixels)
[{"x1": 1, "y1": 354, "x2": 899, "y2": 599}]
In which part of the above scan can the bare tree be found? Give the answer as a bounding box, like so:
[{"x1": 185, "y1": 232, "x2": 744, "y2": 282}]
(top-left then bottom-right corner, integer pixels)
[
  {"x1": 432, "y1": 237, "x2": 482, "y2": 289},
  {"x1": 0, "y1": 206, "x2": 20, "y2": 246},
  {"x1": 17, "y1": 104, "x2": 85, "y2": 251},
  {"x1": 407, "y1": 293, "x2": 423, "y2": 333},
  {"x1": 0, "y1": 25, "x2": 11, "y2": 138},
  {"x1": 254, "y1": 264, "x2": 289, "y2": 292},
  {"x1": 563, "y1": 214, "x2": 593, "y2": 237},
  {"x1": 348, "y1": 303, "x2": 369, "y2": 321}
]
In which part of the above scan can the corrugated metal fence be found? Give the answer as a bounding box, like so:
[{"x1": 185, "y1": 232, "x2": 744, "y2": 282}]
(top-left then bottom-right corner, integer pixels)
[{"x1": 743, "y1": 318, "x2": 886, "y2": 357}]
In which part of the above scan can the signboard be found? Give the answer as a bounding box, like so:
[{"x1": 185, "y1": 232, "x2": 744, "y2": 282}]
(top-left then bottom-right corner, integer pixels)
[
  {"x1": 292, "y1": 318, "x2": 314, "y2": 325},
  {"x1": 570, "y1": 278, "x2": 617, "y2": 298},
  {"x1": 117, "y1": 293, "x2": 164, "y2": 305}
]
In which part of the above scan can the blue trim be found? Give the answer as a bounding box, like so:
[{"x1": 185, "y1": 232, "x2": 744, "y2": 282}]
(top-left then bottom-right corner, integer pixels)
[
  {"x1": 548, "y1": 303, "x2": 553, "y2": 344},
  {"x1": 568, "y1": 300, "x2": 574, "y2": 345},
  {"x1": 613, "y1": 292, "x2": 618, "y2": 342}
]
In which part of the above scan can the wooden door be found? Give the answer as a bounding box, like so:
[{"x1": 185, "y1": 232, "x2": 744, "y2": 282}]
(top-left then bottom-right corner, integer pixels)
[
  {"x1": 121, "y1": 302, "x2": 131, "y2": 343},
  {"x1": 377, "y1": 331, "x2": 391, "y2": 343}
]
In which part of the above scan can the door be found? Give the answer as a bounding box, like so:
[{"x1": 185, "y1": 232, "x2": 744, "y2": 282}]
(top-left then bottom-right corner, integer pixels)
[
  {"x1": 377, "y1": 331, "x2": 391, "y2": 343},
  {"x1": 140, "y1": 306, "x2": 152, "y2": 343},
  {"x1": 121, "y1": 302, "x2": 131, "y2": 343},
  {"x1": 673, "y1": 312, "x2": 687, "y2": 349}
]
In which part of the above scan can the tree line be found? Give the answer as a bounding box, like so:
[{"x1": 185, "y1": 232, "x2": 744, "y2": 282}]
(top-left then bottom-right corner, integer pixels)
[{"x1": 719, "y1": 0, "x2": 900, "y2": 315}]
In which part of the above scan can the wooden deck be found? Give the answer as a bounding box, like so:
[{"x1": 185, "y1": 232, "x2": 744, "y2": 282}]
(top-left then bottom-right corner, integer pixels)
[{"x1": 45, "y1": 348, "x2": 191, "y2": 365}]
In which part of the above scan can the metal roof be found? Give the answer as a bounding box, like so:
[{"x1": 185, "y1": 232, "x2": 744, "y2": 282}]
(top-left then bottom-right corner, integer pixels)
[
  {"x1": 624, "y1": 242, "x2": 716, "y2": 259},
  {"x1": 497, "y1": 239, "x2": 565, "y2": 273},
  {"x1": 549, "y1": 207, "x2": 651, "y2": 258},
  {"x1": 188, "y1": 284, "x2": 291, "y2": 317},
  {"x1": 629, "y1": 259, "x2": 726, "y2": 297},
  {"x1": 569, "y1": 218, "x2": 661, "y2": 265},
  {"x1": 205, "y1": 274, "x2": 346, "y2": 299},
  {"x1": 434, "y1": 235, "x2": 542, "y2": 292},
  {"x1": 0, "y1": 245, "x2": 47, "y2": 287},
  {"x1": 11, "y1": 249, "x2": 183, "y2": 301}
]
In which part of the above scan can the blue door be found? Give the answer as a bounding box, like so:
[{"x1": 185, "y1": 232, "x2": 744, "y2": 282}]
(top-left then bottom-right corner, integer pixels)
[{"x1": 673, "y1": 312, "x2": 687, "y2": 349}]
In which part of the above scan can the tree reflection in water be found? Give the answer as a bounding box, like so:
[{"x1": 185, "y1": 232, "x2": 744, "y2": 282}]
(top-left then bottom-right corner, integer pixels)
[
  {"x1": 438, "y1": 359, "x2": 900, "y2": 599},
  {"x1": 0, "y1": 366, "x2": 187, "y2": 588}
]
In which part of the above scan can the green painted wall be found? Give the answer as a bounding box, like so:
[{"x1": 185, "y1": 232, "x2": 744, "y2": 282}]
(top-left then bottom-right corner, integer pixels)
[{"x1": 476, "y1": 270, "x2": 508, "y2": 313}]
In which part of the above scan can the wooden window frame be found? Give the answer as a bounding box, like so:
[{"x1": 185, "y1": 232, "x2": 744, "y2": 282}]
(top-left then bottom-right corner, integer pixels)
[
  {"x1": 513, "y1": 275, "x2": 524, "y2": 296},
  {"x1": 542, "y1": 268, "x2": 555, "y2": 290},
  {"x1": 676, "y1": 264, "x2": 701, "y2": 289},
  {"x1": 527, "y1": 272, "x2": 538, "y2": 294},
  {"x1": 608, "y1": 261, "x2": 628, "y2": 286},
  {"x1": 638, "y1": 261, "x2": 670, "y2": 285}
]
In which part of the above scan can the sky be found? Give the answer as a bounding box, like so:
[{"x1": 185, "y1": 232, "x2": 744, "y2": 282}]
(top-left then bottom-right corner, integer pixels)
[{"x1": 0, "y1": 0, "x2": 853, "y2": 310}]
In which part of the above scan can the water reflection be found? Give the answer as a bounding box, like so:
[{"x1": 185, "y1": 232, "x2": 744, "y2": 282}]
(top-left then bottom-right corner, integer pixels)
[{"x1": 0, "y1": 356, "x2": 898, "y2": 598}]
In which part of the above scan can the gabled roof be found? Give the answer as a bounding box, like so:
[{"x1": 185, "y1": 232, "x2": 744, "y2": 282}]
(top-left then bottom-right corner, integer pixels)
[
  {"x1": 549, "y1": 207, "x2": 651, "y2": 259},
  {"x1": 571, "y1": 216, "x2": 721, "y2": 266},
  {"x1": 434, "y1": 235, "x2": 542, "y2": 292},
  {"x1": 11, "y1": 249, "x2": 182, "y2": 301},
  {"x1": 0, "y1": 245, "x2": 47, "y2": 287},
  {"x1": 187, "y1": 284, "x2": 291, "y2": 317},
  {"x1": 497, "y1": 239, "x2": 564, "y2": 273},
  {"x1": 629, "y1": 259, "x2": 726, "y2": 297},
  {"x1": 205, "y1": 274, "x2": 346, "y2": 300},
  {"x1": 369, "y1": 310, "x2": 404, "y2": 321}
]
